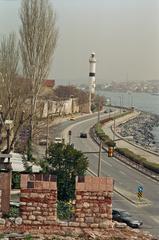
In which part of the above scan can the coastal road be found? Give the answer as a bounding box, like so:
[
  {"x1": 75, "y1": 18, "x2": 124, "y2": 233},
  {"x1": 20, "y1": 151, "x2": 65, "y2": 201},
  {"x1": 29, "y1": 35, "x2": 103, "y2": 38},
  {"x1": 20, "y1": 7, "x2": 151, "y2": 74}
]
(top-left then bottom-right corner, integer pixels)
[{"x1": 56, "y1": 113, "x2": 159, "y2": 237}]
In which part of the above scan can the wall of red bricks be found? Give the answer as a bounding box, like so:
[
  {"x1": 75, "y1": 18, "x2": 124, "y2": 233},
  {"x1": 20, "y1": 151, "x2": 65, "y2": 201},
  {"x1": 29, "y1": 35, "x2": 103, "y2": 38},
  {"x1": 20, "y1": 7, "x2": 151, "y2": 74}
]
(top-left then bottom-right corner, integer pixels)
[
  {"x1": 0, "y1": 171, "x2": 11, "y2": 214},
  {"x1": 0, "y1": 190, "x2": 2, "y2": 217},
  {"x1": 0, "y1": 174, "x2": 113, "y2": 235},
  {"x1": 75, "y1": 176, "x2": 113, "y2": 228},
  {"x1": 20, "y1": 173, "x2": 57, "y2": 225}
]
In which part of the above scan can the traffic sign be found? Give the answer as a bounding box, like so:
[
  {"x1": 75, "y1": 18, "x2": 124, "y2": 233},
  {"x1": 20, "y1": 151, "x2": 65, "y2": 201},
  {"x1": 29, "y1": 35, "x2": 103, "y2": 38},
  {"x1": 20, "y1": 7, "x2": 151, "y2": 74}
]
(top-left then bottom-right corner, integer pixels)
[
  {"x1": 138, "y1": 185, "x2": 144, "y2": 193},
  {"x1": 137, "y1": 185, "x2": 144, "y2": 200}
]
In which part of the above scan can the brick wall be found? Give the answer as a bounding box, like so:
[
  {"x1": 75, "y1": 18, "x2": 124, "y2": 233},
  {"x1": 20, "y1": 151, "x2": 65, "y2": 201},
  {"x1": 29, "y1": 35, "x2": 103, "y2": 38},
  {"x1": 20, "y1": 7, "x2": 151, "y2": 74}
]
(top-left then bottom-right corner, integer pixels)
[
  {"x1": 75, "y1": 176, "x2": 113, "y2": 227},
  {"x1": 0, "y1": 190, "x2": 2, "y2": 217},
  {"x1": 20, "y1": 173, "x2": 57, "y2": 225},
  {"x1": 0, "y1": 171, "x2": 11, "y2": 214}
]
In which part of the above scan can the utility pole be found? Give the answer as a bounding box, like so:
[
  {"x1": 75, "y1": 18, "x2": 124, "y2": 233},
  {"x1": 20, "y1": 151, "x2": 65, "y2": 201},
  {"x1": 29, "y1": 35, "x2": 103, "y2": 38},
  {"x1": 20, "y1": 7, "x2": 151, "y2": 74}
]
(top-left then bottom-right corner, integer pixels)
[
  {"x1": 119, "y1": 96, "x2": 122, "y2": 114},
  {"x1": 97, "y1": 141, "x2": 102, "y2": 177},
  {"x1": 97, "y1": 99, "x2": 101, "y2": 124},
  {"x1": 68, "y1": 130, "x2": 72, "y2": 145},
  {"x1": 46, "y1": 101, "x2": 49, "y2": 157},
  {"x1": 113, "y1": 118, "x2": 116, "y2": 142}
]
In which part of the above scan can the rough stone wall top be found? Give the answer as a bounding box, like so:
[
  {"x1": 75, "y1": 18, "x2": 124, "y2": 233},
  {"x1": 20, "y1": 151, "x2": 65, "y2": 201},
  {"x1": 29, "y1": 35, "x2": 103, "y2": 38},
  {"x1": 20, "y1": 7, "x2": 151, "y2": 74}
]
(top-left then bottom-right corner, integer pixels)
[
  {"x1": 21, "y1": 173, "x2": 57, "y2": 190},
  {"x1": 0, "y1": 190, "x2": 2, "y2": 217},
  {"x1": 0, "y1": 171, "x2": 11, "y2": 214},
  {"x1": 76, "y1": 176, "x2": 113, "y2": 192}
]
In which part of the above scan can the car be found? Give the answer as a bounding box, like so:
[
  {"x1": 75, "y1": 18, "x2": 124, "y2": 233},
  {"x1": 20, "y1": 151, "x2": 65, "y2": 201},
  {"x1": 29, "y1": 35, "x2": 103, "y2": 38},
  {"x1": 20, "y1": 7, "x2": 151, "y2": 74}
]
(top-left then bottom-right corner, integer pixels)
[
  {"x1": 70, "y1": 117, "x2": 75, "y2": 121},
  {"x1": 39, "y1": 139, "x2": 47, "y2": 146},
  {"x1": 80, "y1": 132, "x2": 87, "y2": 138},
  {"x1": 112, "y1": 209, "x2": 143, "y2": 228},
  {"x1": 104, "y1": 110, "x2": 109, "y2": 113},
  {"x1": 54, "y1": 137, "x2": 64, "y2": 144}
]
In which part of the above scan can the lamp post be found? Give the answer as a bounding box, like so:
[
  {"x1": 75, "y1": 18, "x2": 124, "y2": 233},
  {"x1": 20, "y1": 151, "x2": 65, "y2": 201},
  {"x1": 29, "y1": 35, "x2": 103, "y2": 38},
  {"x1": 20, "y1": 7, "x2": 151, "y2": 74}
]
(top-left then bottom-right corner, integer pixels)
[
  {"x1": 113, "y1": 118, "x2": 116, "y2": 142},
  {"x1": 119, "y1": 96, "x2": 122, "y2": 114},
  {"x1": 97, "y1": 141, "x2": 102, "y2": 177}
]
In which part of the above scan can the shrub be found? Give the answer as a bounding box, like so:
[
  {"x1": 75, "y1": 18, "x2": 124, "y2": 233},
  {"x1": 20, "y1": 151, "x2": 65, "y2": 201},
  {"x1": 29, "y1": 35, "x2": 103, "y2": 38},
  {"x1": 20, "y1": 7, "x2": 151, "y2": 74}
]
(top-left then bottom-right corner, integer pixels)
[
  {"x1": 57, "y1": 200, "x2": 74, "y2": 220},
  {"x1": 116, "y1": 148, "x2": 159, "y2": 174},
  {"x1": 12, "y1": 172, "x2": 20, "y2": 189},
  {"x1": 3, "y1": 206, "x2": 19, "y2": 218}
]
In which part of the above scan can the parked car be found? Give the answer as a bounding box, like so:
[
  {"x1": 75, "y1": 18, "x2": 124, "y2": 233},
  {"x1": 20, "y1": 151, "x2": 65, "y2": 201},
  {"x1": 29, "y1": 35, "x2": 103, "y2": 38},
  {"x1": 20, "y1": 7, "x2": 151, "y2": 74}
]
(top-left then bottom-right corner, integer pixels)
[
  {"x1": 39, "y1": 139, "x2": 47, "y2": 146},
  {"x1": 104, "y1": 110, "x2": 108, "y2": 113},
  {"x1": 80, "y1": 132, "x2": 87, "y2": 138},
  {"x1": 54, "y1": 137, "x2": 64, "y2": 144},
  {"x1": 69, "y1": 116, "x2": 75, "y2": 121},
  {"x1": 112, "y1": 209, "x2": 143, "y2": 228}
]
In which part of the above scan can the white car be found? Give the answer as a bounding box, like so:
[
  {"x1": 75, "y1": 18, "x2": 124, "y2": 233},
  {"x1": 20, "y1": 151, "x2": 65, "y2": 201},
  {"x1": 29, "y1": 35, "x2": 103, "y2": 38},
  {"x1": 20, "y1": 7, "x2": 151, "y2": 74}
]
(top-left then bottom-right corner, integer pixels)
[{"x1": 54, "y1": 137, "x2": 64, "y2": 144}]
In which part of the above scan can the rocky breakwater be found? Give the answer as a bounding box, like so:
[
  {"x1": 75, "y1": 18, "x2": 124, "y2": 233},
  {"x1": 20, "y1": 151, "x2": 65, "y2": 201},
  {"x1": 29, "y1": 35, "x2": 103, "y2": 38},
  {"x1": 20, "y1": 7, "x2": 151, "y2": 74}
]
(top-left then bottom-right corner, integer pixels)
[{"x1": 116, "y1": 112, "x2": 159, "y2": 153}]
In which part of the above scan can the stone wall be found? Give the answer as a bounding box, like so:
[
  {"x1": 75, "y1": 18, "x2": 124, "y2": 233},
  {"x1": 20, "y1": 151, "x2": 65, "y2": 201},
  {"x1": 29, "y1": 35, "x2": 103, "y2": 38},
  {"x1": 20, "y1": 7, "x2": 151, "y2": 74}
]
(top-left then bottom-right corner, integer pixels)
[
  {"x1": 0, "y1": 190, "x2": 2, "y2": 217},
  {"x1": 0, "y1": 171, "x2": 11, "y2": 214},
  {"x1": 20, "y1": 173, "x2": 57, "y2": 225},
  {"x1": 42, "y1": 98, "x2": 80, "y2": 118},
  {"x1": 0, "y1": 174, "x2": 114, "y2": 236},
  {"x1": 75, "y1": 176, "x2": 113, "y2": 227}
]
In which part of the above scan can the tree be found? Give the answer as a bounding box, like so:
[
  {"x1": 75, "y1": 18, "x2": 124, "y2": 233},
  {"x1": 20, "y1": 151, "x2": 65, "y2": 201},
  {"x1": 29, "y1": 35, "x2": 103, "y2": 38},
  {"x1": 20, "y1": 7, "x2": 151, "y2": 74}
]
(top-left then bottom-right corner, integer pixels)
[
  {"x1": 54, "y1": 85, "x2": 89, "y2": 104},
  {"x1": 40, "y1": 143, "x2": 88, "y2": 201},
  {"x1": 0, "y1": 33, "x2": 30, "y2": 152},
  {"x1": 19, "y1": 0, "x2": 58, "y2": 137}
]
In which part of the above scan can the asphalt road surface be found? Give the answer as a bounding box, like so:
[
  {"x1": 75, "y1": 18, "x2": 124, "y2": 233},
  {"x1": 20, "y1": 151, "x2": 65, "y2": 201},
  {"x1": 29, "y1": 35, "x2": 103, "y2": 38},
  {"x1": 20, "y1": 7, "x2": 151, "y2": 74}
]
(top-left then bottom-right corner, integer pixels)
[{"x1": 51, "y1": 111, "x2": 159, "y2": 238}]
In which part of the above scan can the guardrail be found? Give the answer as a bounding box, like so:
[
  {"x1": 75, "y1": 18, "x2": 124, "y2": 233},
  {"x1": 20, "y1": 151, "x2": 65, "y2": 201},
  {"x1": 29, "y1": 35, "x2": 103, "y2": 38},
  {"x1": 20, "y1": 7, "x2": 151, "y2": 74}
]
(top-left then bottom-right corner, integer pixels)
[{"x1": 89, "y1": 125, "x2": 159, "y2": 182}]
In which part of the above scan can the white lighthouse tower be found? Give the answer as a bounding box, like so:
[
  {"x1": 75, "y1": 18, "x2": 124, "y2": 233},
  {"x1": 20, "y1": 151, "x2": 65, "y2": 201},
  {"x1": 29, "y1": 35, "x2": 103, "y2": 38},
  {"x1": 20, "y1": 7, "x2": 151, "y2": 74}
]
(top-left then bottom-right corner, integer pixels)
[{"x1": 89, "y1": 52, "x2": 96, "y2": 112}]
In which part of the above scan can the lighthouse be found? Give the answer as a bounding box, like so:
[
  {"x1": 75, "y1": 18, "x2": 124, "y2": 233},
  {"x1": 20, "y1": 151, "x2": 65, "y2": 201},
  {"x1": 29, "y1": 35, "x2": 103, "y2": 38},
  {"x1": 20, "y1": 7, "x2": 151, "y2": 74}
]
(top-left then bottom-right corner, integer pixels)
[
  {"x1": 89, "y1": 52, "x2": 96, "y2": 113},
  {"x1": 89, "y1": 52, "x2": 96, "y2": 94}
]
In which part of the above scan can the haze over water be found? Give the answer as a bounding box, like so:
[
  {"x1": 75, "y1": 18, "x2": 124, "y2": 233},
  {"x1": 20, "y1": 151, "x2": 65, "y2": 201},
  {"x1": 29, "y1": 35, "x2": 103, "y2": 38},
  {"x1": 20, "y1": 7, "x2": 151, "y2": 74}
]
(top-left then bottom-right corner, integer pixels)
[{"x1": 98, "y1": 90, "x2": 159, "y2": 143}]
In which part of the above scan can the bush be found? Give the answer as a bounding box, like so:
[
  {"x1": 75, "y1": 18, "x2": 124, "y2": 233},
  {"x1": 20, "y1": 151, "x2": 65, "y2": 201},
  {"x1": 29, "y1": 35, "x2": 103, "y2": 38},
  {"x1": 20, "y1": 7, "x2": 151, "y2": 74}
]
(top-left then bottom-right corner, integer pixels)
[
  {"x1": 57, "y1": 201, "x2": 74, "y2": 220},
  {"x1": 95, "y1": 123, "x2": 115, "y2": 147},
  {"x1": 12, "y1": 172, "x2": 20, "y2": 189},
  {"x1": 3, "y1": 206, "x2": 19, "y2": 218},
  {"x1": 116, "y1": 148, "x2": 159, "y2": 174}
]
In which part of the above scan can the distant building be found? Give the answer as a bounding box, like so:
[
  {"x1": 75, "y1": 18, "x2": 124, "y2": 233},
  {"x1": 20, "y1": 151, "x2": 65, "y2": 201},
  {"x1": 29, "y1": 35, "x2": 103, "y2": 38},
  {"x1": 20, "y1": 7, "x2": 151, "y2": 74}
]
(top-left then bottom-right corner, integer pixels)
[{"x1": 43, "y1": 79, "x2": 55, "y2": 88}]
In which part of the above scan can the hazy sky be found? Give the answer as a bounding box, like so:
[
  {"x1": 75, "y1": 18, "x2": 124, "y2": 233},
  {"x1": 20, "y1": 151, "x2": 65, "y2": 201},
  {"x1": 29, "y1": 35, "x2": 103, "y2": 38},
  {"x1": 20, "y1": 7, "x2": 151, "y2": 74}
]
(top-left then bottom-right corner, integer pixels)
[{"x1": 0, "y1": 0, "x2": 159, "y2": 84}]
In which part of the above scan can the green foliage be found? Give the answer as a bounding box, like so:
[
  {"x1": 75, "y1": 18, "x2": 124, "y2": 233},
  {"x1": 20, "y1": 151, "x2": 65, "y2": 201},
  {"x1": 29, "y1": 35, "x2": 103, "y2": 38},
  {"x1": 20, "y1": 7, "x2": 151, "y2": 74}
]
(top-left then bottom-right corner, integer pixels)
[
  {"x1": 12, "y1": 172, "x2": 20, "y2": 189},
  {"x1": 24, "y1": 235, "x2": 33, "y2": 240},
  {"x1": 57, "y1": 200, "x2": 74, "y2": 220},
  {"x1": 95, "y1": 123, "x2": 116, "y2": 147},
  {"x1": 0, "y1": 234, "x2": 5, "y2": 239},
  {"x1": 3, "y1": 206, "x2": 19, "y2": 218},
  {"x1": 40, "y1": 143, "x2": 88, "y2": 201},
  {"x1": 117, "y1": 148, "x2": 159, "y2": 174}
]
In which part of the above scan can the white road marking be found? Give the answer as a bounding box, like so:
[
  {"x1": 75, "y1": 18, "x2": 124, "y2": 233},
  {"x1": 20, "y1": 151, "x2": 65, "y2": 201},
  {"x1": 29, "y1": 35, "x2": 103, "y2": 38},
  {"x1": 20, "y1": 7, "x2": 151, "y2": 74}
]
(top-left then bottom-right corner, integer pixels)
[
  {"x1": 119, "y1": 170, "x2": 126, "y2": 176},
  {"x1": 104, "y1": 161, "x2": 112, "y2": 167},
  {"x1": 135, "y1": 180, "x2": 143, "y2": 185},
  {"x1": 150, "y1": 215, "x2": 159, "y2": 224}
]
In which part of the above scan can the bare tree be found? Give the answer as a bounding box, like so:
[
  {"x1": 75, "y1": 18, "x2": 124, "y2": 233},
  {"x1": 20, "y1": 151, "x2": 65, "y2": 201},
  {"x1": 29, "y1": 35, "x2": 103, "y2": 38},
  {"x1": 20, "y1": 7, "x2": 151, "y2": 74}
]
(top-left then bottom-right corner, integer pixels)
[
  {"x1": 0, "y1": 33, "x2": 31, "y2": 152},
  {"x1": 0, "y1": 33, "x2": 19, "y2": 120},
  {"x1": 19, "y1": 0, "x2": 58, "y2": 137}
]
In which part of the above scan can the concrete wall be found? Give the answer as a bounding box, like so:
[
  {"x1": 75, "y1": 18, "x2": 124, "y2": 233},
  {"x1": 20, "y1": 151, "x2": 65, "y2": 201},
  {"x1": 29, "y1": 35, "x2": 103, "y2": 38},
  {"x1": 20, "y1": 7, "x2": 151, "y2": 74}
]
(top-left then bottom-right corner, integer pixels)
[
  {"x1": 0, "y1": 171, "x2": 11, "y2": 214},
  {"x1": 42, "y1": 98, "x2": 84, "y2": 118}
]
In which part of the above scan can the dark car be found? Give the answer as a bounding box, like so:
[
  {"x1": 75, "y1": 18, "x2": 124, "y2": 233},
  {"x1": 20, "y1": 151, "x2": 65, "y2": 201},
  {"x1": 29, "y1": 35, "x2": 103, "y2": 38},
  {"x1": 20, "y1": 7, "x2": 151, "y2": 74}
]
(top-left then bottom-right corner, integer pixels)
[
  {"x1": 80, "y1": 132, "x2": 87, "y2": 138},
  {"x1": 112, "y1": 209, "x2": 143, "y2": 228}
]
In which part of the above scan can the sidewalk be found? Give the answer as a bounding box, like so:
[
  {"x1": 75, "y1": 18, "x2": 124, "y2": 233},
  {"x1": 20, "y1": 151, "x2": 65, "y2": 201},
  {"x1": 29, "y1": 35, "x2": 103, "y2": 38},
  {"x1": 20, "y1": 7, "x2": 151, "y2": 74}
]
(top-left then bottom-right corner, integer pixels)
[{"x1": 102, "y1": 110, "x2": 159, "y2": 164}]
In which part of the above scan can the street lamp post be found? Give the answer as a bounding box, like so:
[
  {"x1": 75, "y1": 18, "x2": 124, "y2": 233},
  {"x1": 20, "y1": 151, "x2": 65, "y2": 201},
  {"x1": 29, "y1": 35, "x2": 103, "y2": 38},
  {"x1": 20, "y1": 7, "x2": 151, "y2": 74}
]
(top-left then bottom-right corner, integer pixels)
[
  {"x1": 97, "y1": 141, "x2": 102, "y2": 177},
  {"x1": 119, "y1": 96, "x2": 122, "y2": 114},
  {"x1": 113, "y1": 118, "x2": 116, "y2": 142}
]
